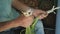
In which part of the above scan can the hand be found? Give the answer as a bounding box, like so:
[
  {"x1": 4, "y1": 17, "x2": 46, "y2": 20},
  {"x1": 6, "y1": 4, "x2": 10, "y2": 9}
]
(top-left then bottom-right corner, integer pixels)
[
  {"x1": 32, "y1": 9, "x2": 48, "y2": 19},
  {"x1": 14, "y1": 15, "x2": 34, "y2": 27}
]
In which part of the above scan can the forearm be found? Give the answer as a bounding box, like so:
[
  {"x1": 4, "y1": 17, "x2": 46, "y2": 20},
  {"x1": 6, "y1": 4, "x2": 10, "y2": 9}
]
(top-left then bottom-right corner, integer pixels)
[
  {"x1": 0, "y1": 16, "x2": 23, "y2": 32},
  {"x1": 0, "y1": 22, "x2": 15, "y2": 32},
  {"x1": 12, "y1": 0, "x2": 30, "y2": 12}
]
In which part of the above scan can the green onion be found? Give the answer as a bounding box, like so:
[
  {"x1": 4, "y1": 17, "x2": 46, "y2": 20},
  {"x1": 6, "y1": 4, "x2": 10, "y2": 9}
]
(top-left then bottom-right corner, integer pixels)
[{"x1": 20, "y1": 17, "x2": 39, "y2": 34}]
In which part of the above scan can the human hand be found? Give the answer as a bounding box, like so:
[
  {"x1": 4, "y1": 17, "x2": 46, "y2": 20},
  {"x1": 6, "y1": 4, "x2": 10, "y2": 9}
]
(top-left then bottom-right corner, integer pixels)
[
  {"x1": 14, "y1": 15, "x2": 34, "y2": 27},
  {"x1": 32, "y1": 9, "x2": 48, "y2": 19}
]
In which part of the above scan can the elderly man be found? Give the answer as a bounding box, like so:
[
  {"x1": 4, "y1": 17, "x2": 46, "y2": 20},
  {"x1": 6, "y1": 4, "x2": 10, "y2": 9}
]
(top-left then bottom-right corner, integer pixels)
[{"x1": 0, "y1": 0, "x2": 48, "y2": 34}]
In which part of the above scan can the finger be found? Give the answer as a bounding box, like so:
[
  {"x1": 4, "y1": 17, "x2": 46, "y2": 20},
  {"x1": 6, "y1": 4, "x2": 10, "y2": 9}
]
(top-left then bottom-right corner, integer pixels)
[{"x1": 38, "y1": 13, "x2": 48, "y2": 19}]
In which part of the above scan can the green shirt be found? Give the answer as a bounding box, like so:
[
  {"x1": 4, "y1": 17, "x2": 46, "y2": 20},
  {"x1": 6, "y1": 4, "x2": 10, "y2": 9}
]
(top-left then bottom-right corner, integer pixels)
[{"x1": 0, "y1": 0, "x2": 19, "y2": 22}]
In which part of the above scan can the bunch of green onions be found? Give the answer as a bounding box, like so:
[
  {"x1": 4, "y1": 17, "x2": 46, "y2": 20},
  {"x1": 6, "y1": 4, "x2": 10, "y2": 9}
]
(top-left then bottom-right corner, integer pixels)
[
  {"x1": 20, "y1": 16, "x2": 39, "y2": 34},
  {"x1": 25, "y1": 17, "x2": 39, "y2": 34}
]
